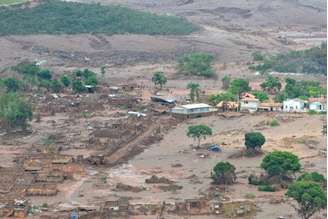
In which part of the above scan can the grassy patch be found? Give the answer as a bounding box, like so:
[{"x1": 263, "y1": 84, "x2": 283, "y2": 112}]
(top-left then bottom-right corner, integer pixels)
[{"x1": 0, "y1": 0, "x2": 197, "y2": 36}]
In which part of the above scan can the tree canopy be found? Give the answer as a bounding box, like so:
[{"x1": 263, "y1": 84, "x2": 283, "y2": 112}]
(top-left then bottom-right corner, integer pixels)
[
  {"x1": 261, "y1": 151, "x2": 301, "y2": 178},
  {"x1": 208, "y1": 91, "x2": 235, "y2": 105},
  {"x1": 178, "y1": 52, "x2": 215, "y2": 77},
  {"x1": 286, "y1": 180, "x2": 326, "y2": 219},
  {"x1": 260, "y1": 76, "x2": 281, "y2": 93},
  {"x1": 212, "y1": 162, "x2": 237, "y2": 185},
  {"x1": 245, "y1": 132, "x2": 265, "y2": 151},
  {"x1": 187, "y1": 124, "x2": 212, "y2": 147},
  {"x1": 229, "y1": 79, "x2": 251, "y2": 96},
  {"x1": 187, "y1": 82, "x2": 201, "y2": 103}
]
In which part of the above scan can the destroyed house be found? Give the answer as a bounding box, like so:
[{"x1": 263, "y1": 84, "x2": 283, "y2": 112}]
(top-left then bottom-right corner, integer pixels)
[{"x1": 150, "y1": 96, "x2": 176, "y2": 105}]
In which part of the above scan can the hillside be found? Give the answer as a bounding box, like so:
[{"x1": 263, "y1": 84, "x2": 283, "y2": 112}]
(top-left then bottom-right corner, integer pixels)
[{"x1": 0, "y1": 0, "x2": 197, "y2": 35}]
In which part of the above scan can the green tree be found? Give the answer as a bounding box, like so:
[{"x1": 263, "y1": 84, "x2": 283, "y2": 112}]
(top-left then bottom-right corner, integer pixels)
[
  {"x1": 0, "y1": 93, "x2": 32, "y2": 129},
  {"x1": 60, "y1": 75, "x2": 71, "y2": 87},
  {"x1": 12, "y1": 61, "x2": 40, "y2": 76},
  {"x1": 260, "y1": 76, "x2": 281, "y2": 94},
  {"x1": 221, "y1": 75, "x2": 231, "y2": 90},
  {"x1": 212, "y1": 162, "x2": 237, "y2": 185},
  {"x1": 286, "y1": 180, "x2": 326, "y2": 219},
  {"x1": 229, "y1": 79, "x2": 251, "y2": 97},
  {"x1": 297, "y1": 172, "x2": 326, "y2": 187},
  {"x1": 208, "y1": 91, "x2": 235, "y2": 105},
  {"x1": 252, "y1": 91, "x2": 269, "y2": 102},
  {"x1": 178, "y1": 52, "x2": 215, "y2": 77},
  {"x1": 50, "y1": 79, "x2": 62, "y2": 93},
  {"x1": 187, "y1": 82, "x2": 201, "y2": 103},
  {"x1": 72, "y1": 80, "x2": 86, "y2": 93},
  {"x1": 84, "y1": 75, "x2": 98, "y2": 86},
  {"x1": 3, "y1": 77, "x2": 21, "y2": 92},
  {"x1": 261, "y1": 151, "x2": 301, "y2": 179},
  {"x1": 187, "y1": 124, "x2": 212, "y2": 147},
  {"x1": 152, "y1": 71, "x2": 167, "y2": 89},
  {"x1": 245, "y1": 132, "x2": 265, "y2": 153}
]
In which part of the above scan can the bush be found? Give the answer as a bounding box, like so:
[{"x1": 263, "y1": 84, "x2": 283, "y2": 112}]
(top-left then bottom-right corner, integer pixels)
[
  {"x1": 258, "y1": 184, "x2": 275, "y2": 192},
  {"x1": 297, "y1": 172, "x2": 326, "y2": 186},
  {"x1": 50, "y1": 79, "x2": 62, "y2": 93},
  {"x1": 245, "y1": 132, "x2": 265, "y2": 151},
  {"x1": 37, "y1": 69, "x2": 52, "y2": 80},
  {"x1": 270, "y1": 118, "x2": 279, "y2": 127},
  {"x1": 3, "y1": 77, "x2": 21, "y2": 92},
  {"x1": 0, "y1": 93, "x2": 32, "y2": 129},
  {"x1": 0, "y1": 0, "x2": 197, "y2": 36},
  {"x1": 308, "y1": 110, "x2": 318, "y2": 115},
  {"x1": 72, "y1": 80, "x2": 86, "y2": 93},
  {"x1": 60, "y1": 75, "x2": 71, "y2": 87},
  {"x1": 12, "y1": 61, "x2": 40, "y2": 76},
  {"x1": 252, "y1": 51, "x2": 265, "y2": 61},
  {"x1": 178, "y1": 52, "x2": 215, "y2": 77}
]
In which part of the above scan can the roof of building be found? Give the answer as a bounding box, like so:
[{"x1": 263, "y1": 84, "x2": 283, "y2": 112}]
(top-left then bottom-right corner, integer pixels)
[
  {"x1": 308, "y1": 97, "x2": 326, "y2": 103},
  {"x1": 242, "y1": 93, "x2": 256, "y2": 99},
  {"x1": 284, "y1": 98, "x2": 305, "y2": 103},
  {"x1": 260, "y1": 102, "x2": 283, "y2": 107},
  {"x1": 181, "y1": 103, "x2": 211, "y2": 109}
]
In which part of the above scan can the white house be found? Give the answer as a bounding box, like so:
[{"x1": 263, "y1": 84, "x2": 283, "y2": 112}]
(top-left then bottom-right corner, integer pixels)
[
  {"x1": 309, "y1": 101, "x2": 326, "y2": 112},
  {"x1": 240, "y1": 98, "x2": 260, "y2": 113},
  {"x1": 283, "y1": 99, "x2": 305, "y2": 112},
  {"x1": 171, "y1": 103, "x2": 217, "y2": 116}
]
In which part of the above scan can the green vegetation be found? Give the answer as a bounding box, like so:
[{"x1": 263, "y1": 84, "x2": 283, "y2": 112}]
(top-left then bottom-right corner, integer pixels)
[
  {"x1": 258, "y1": 184, "x2": 276, "y2": 192},
  {"x1": 212, "y1": 162, "x2": 236, "y2": 185},
  {"x1": 275, "y1": 78, "x2": 326, "y2": 102},
  {"x1": 221, "y1": 75, "x2": 231, "y2": 90},
  {"x1": 270, "y1": 118, "x2": 280, "y2": 127},
  {"x1": 187, "y1": 82, "x2": 201, "y2": 103},
  {"x1": 252, "y1": 91, "x2": 268, "y2": 102},
  {"x1": 0, "y1": 0, "x2": 196, "y2": 36},
  {"x1": 297, "y1": 172, "x2": 326, "y2": 187},
  {"x1": 2, "y1": 77, "x2": 21, "y2": 92},
  {"x1": 187, "y1": 124, "x2": 212, "y2": 147},
  {"x1": 178, "y1": 52, "x2": 215, "y2": 77},
  {"x1": 229, "y1": 79, "x2": 251, "y2": 97},
  {"x1": 60, "y1": 75, "x2": 71, "y2": 87},
  {"x1": 208, "y1": 91, "x2": 235, "y2": 105},
  {"x1": 251, "y1": 43, "x2": 327, "y2": 74},
  {"x1": 72, "y1": 80, "x2": 86, "y2": 93},
  {"x1": 245, "y1": 132, "x2": 265, "y2": 153},
  {"x1": 260, "y1": 76, "x2": 281, "y2": 94},
  {"x1": 286, "y1": 180, "x2": 326, "y2": 219},
  {"x1": 251, "y1": 51, "x2": 265, "y2": 61},
  {"x1": 152, "y1": 71, "x2": 167, "y2": 89},
  {"x1": 261, "y1": 151, "x2": 301, "y2": 178},
  {"x1": 0, "y1": 93, "x2": 32, "y2": 129}
]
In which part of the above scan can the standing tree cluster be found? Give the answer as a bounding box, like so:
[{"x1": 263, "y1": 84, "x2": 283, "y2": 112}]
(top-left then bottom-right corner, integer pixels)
[
  {"x1": 152, "y1": 71, "x2": 167, "y2": 90},
  {"x1": 178, "y1": 52, "x2": 215, "y2": 77},
  {"x1": 245, "y1": 132, "x2": 266, "y2": 154},
  {"x1": 0, "y1": 93, "x2": 33, "y2": 130}
]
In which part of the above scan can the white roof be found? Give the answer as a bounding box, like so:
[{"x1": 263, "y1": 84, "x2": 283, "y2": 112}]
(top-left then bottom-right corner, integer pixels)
[
  {"x1": 284, "y1": 98, "x2": 305, "y2": 103},
  {"x1": 181, "y1": 103, "x2": 211, "y2": 109}
]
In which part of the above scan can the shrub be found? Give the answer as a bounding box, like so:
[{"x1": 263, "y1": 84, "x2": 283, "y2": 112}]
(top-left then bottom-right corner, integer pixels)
[
  {"x1": 258, "y1": 184, "x2": 275, "y2": 192},
  {"x1": 297, "y1": 172, "x2": 326, "y2": 186},
  {"x1": 60, "y1": 75, "x2": 71, "y2": 87},
  {"x1": 37, "y1": 69, "x2": 52, "y2": 80},
  {"x1": 178, "y1": 52, "x2": 215, "y2": 77},
  {"x1": 252, "y1": 51, "x2": 265, "y2": 61},
  {"x1": 270, "y1": 118, "x2": 279, "y2": 127},
  {"x1": 3, "y1": 77, "x2": 21, "y2": 92},
  {"x1": 12, "y1": 61, "x2": 40, "y2": 76},
  {"x1": 72, "y1": 80, "x2": 86, "y2": 93},
  {"x1": 50, "y1": 79, "x2": 62, "y2": 93}
]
